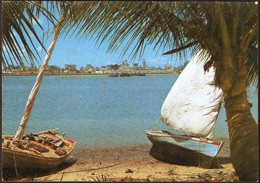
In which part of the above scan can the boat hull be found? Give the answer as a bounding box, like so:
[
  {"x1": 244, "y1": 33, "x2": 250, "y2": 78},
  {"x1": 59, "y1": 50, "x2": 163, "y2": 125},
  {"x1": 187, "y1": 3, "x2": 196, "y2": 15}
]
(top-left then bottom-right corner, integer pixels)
[
  {"x1": 2, "y1": 130, "x2": 76, "y2": 169},
  {"x1": 3, "y1": 148, "x2": 70, "y2": 169},
  {"x1": 146, "y1": 130, "x2": 223, "y2": 168}
]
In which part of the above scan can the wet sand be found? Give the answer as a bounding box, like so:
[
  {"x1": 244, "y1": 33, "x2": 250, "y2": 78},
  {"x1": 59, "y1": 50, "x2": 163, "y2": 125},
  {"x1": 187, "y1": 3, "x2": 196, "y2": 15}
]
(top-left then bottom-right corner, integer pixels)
[{"x1": 3, "y1": 138, "x2": 238, "y2": 182}]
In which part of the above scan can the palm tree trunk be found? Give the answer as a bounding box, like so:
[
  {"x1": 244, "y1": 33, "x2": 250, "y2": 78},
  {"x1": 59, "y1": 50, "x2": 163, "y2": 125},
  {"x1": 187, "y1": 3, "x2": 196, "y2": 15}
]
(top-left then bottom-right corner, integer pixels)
[
  {"x1": 12, "y1": 10, "x2": 66, "y2": 145},
  {"x1": 218, "y1": 54, "x2": 258, "y2": 180},
  {"x1": 213, "y1": 5, "x2": 258, "y2": 179},
  {"x1": 224, "y1": 87, "x2": 258, "y2": 180}
]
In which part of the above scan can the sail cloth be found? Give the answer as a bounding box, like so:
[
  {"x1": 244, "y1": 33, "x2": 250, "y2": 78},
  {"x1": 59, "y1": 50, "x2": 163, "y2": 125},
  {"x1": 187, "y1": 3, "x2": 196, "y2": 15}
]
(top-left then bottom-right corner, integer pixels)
[{"x1": 161, "y1": 50, "x2": 223, "y2": 139}]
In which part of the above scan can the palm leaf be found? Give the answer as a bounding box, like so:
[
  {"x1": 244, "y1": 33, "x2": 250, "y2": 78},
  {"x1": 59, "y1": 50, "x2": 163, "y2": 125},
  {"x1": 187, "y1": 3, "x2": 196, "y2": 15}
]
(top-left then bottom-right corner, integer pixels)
[{"x1": 2, "y1": 1, "x2": 56, "y2": 68}]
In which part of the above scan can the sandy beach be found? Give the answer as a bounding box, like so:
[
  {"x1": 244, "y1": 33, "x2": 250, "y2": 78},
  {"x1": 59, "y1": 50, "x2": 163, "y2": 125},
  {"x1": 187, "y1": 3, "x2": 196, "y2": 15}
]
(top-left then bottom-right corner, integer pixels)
[{"x1": 3, "y1": 138, "x2": 239, "y2": 182}]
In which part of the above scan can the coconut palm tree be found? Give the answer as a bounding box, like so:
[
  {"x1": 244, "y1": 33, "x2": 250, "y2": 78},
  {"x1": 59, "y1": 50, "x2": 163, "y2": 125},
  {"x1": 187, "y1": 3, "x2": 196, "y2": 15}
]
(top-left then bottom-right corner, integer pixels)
[
  {"x1": 12, "y1": 5, "x2": 68, "y2": 145},
  {"x1": 2, "y1": 1, "x2": 62, "y2": 144},
  {"x1": 2, "y1": 1, "x2": 258, "y2": 181},
  {"x1": 61, "y1": 2, "x2": 258, "y2": 180}
]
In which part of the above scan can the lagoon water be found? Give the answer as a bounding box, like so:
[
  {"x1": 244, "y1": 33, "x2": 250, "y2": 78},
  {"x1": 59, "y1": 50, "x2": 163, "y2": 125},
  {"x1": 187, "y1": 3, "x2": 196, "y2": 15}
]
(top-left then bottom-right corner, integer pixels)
[{"x1": 2, "y1": 75, "x2": 258, "y2": 149}]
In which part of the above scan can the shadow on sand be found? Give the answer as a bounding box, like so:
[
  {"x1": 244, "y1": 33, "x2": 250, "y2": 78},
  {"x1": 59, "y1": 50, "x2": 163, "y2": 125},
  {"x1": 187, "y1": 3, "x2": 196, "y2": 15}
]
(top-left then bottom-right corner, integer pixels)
[
  {"x1": 3, "y1": 158, "x2": 77, "y2": 181},
  {"x1": 211, "y1": 156, "x2": 232, "y2": 168},
  {"x1": 149, "y1": 143, "x2": 231, "y2": 169}
]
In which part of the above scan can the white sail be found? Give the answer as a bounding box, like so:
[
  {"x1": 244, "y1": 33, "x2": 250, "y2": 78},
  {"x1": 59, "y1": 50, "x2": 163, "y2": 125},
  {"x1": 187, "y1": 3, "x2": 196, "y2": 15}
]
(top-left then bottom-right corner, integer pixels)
[{"x1": 161, "y1": 50, "x2": 223, "y2": 139}]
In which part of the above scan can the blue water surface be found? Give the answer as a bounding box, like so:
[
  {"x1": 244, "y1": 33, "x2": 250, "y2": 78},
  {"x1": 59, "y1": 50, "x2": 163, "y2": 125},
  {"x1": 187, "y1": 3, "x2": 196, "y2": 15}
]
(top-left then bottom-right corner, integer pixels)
[{"x1": 2, "y1": 75, "x2": 258, "y2": 149}]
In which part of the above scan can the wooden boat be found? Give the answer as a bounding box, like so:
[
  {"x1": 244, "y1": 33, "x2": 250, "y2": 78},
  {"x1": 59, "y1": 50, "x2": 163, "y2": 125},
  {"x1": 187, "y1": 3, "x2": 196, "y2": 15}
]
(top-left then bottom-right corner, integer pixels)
[
  {"x1": 146, "y1": 50, "x2": 224, "y2": 168},
  {"x1": 146, "y1": 130, "x2": 223, "y2": 168},
  {"x1": 2, "y1": 15, "x2": 76, "y2": 171},
  {"x1": 2, "y1": 129, "x2": 76, "y2": 169}
]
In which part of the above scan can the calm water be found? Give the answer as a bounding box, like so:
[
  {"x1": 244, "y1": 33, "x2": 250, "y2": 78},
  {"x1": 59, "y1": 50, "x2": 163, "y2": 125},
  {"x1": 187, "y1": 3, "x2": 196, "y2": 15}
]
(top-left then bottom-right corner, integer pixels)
[{"x1": 2, "y1": 75, "x2": 258, "y2": 149}]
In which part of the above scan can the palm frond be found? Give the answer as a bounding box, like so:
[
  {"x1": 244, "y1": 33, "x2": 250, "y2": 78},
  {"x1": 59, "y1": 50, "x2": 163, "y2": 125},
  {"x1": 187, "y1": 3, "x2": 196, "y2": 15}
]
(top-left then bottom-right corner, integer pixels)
[
  {"x1": 62, "y1": 2, "x2": 192, "y2": 61},
  {"x1": 2, "y1": 1, "x2": 56, "y2": 68},
  {"x1": 246, "y1": 39, "x2": 258, "y2": 87}
]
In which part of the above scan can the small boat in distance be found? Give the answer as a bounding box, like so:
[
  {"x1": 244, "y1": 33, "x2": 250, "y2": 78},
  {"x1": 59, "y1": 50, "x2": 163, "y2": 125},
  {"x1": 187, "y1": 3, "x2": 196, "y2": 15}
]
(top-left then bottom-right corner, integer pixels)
[
  {"x1": 108, "y1": 72, "x2": 146, "y2": 77},
  {"x1": 2, "y1": 128, "x2": 76, "y2": 169},
  {"x1": 146, "y1": 50, "x2": 224, "y2": 168}
]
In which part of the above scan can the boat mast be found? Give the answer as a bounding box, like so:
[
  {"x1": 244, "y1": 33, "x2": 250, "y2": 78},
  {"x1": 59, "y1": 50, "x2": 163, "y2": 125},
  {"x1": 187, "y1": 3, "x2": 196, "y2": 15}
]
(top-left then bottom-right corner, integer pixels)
[{"x1": 12, "y1": 8, "x2": 67, "y2": 145}]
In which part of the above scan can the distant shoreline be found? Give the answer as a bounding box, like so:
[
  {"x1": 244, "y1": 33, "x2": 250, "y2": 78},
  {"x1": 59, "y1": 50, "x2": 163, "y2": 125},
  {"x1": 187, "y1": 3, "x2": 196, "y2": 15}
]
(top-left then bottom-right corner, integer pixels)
[{"x1": 2, "y1": 73, "x2": 178, "y2": 77}]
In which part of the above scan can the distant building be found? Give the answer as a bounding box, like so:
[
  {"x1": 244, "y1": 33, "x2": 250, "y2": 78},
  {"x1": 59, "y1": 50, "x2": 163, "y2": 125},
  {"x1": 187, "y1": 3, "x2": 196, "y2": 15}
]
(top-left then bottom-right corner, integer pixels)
[
  {"x1": 142, "y1": 60, "x2": 147, "y2": 69},
  {"x1": 65, "y1": 64, "x2": 77, "y2": 73},
  {"x1": 101, "y1": 66, "x2": 107, "y2": 70},
  {"x1": 121, "y1": 60, "x2": 129, "y2": 67},
  {"x1": 86, "y1": 64, "x2": 93, "y2": 69},
  {"x1": 46, "y1": 65, "x2": 61, "y2": 74},
  {"x1": 79, "y1": 64, "x2": 94, "y2": 74},
  {"x1": 85, "y1": 64, "x2": 95, "y2": 73},
  {"x1": 120, "y1": 60, "x2": 131, "y2": 71},
  {"x1": 133, "y1": 63, "x2": 138, "y2": 69},
  {"x1": 110, "y1": 64, "x2": 120, "y2": 70},
  {"x1": 106, "y1": 65, "x2": 113, "y2": 70},
  {"x1": 65, "y1": 64, "x2": 76, "y2": 71},
  {"x1": 94, "y1": 67, "x2": 103, "y2": 74}
]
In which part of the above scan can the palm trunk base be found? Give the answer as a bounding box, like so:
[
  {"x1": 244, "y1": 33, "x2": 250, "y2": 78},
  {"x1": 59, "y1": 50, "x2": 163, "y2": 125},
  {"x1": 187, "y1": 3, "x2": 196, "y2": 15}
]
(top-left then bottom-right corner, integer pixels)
[{"x1": 227, "y1": 112, "x2": 258, "y2": 181}]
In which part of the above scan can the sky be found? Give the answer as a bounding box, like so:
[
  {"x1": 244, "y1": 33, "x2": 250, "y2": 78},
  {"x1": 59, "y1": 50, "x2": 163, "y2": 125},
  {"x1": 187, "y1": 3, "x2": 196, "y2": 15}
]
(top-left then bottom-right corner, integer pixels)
[
  {"x1": 16, "y1": 8, "x2": 193, "y2": 70},
  {"x1": 43, "y1": 36, "x2": 192, "y2": 69},
  {"x1": 40, "y1": 34, "x2": 180, "y2": 69}
]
